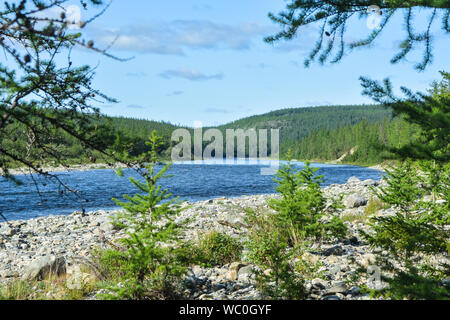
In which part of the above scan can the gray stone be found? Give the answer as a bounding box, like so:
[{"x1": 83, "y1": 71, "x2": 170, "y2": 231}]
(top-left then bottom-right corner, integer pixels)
[
  {"x1": 349, "y1": 236, "x2": 359, "y2": 245},
  {"x1": 326, "y1": 282, "x2": 348, "y2": 295},
  {"x1": 328, "y1": 265, "x2": 341, "y2": 276},
  {"x1": 0, "y1": 270, "x2": 16, "y2": 278},
  {"x1": 347, "y1": 176, "x2": 361, "y2": 184},
  {"x1": 229, "y1": 262, "x2": 247, "y2": 272},
  {"x1": 348, "y1": 286, "x2": 361, "y2": 296},
  {"x1": 99, "y1": 221, "x2": 115, "y2": 232},
  {"x1": 184, "y1": 276, "x2": 197, "y2": 289},
  {"x1": 0, "y1": 225, "x2": 16, "y2": 236},
  {"x1": 311, "y1": 278, "x2": 327, "y2": 289},
  {"x1": 237, "y1": 265, "x2": 254, "y2": 278},
  {"x1": 362, "y1": 179, "x2": 378, "y2": 186},
  {"x1": 22, "y1": 255, "x2": 66, "y2": 281},
  {"x1": 322, "y1": 295, "x2": 341, "y2": 300},
  {"x1": 323, "y1": 245, "x2": 345, "y2": 256},
  {"x1": 343, "y1": 193, "x2": 367, "y2": 208}
]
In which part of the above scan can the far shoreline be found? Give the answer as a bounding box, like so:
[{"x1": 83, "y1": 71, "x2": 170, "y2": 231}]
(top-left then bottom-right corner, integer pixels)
[{"x1": 1, "y1": 159, "x2": 386, "y2": 176}]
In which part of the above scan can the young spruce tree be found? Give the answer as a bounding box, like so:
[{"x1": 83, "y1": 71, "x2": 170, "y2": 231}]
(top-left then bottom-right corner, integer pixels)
[
  {"x1": 360, "y1": 160, "x2": 449, "y2": 299},
  {"x1": 98, "y1": 130, "x2": 186, "y2": 299},
  {"x1": 269, "y1": 156, "x2": 346, "y2": 245},
  {"x1": 245, "y1": 154, "x2": 346, "y2": 299}
]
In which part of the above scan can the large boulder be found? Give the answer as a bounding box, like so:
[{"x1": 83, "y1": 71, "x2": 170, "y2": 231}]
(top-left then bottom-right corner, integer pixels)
[
  {"x1": 347, "y1": 176, "x2": 361, "y2": 184},
  {"x1": 325, "y1": 282, "x2": 348, "y2": 295},
  {"x1": 322, "y1": 245, "x2": 345, "y2": 256},
  {"x1": 343, "y1": 193, "x2": 367, "y2": 208},
  {"x1": 22, "y1": 255, "x2": 66, "y2": 281}
]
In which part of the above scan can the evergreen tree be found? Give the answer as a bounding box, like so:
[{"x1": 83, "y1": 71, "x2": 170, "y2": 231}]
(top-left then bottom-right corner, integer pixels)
[
  {"x1": 245, "y1": 208, "x2": 307, "y2": 300},
  {"x1": 266, "y1": 1, "x2": 449, "y2": 70},
  {"x1": 360, "y1": 161, "x2": 449, "y2": 299},
  {"x1": 269, "y1": 154, "x2": 346, "y2": 245},
  {"x1": 99, "y1": 131, "x2": 186, "y2": 299},
  {"x1": 0, "y1": 1, "x2": 131, "y2": 185},
  {"x1": 360, "y1": 71, "x2": 449, "y2": 162}
]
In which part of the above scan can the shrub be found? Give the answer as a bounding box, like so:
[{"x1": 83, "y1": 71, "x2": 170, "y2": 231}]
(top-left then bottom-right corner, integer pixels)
[
  {"x1": 364, "y1": 196, "x2": 385, "y2": 216},
  {"x1": 0, "y1": 272, "x2": 98, "y2": 300},
  {"x1": 269, "y1": 159, "x2": 347, "y2": 245},
  {"x1": 245, "y1": 208, "x2": 307, "y2": 300},
  {"x1": 359, "y1": 160, "x2": 450, "y2": 299},
  {"x1": 174, "y1": 232, "x2": 243, "y2": 268},
  {"x1": 196, "y1": 231, "x2": 243, "y2": 267},
  {"x1": 97, "y1": 131, "x2": 187, "y2": 300}
]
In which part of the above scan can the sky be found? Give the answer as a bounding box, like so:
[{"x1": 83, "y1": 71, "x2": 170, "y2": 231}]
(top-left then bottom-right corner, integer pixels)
[{"x1": 44, "y1": 1, "x2": 450, "y2": 126}]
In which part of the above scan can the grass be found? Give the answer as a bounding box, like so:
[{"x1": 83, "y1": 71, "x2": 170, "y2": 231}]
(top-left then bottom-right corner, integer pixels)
[
  {"x1": 364, "y1": 196, "x2": 387, "y2": 216},
  {"x1": 0, "y1": 268, "x2": 99, "y2": 300},
  {"x1": 177, "y1": 231, "x2": 244, "y2": 268},
  {"x1": 341, "y1": 196, "x2": 388, "y2": 222},
  {"x1": 197, "y1": 231, "x2": 243, "y2": 266}
]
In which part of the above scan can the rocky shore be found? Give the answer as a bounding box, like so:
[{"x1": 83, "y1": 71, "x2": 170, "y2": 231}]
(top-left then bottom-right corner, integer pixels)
[
  {"x1": 0, "y1": 163, "x2": 129, "y2": 176},
  {"x1": 0, "y1": 176, "x2": 446, "y2": 300},
  {"x1": 1, "y1": 160, "x2": 386, "y2": 177}
]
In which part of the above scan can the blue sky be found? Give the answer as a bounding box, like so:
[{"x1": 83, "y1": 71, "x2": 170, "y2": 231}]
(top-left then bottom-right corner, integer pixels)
[{"x1": 61, "y1": 0, "x2": 449, "y2": 126}]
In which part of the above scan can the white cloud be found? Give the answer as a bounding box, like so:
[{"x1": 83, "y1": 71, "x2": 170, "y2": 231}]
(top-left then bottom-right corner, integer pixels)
[
  {"x1": 167, "y1": 90, "x2": 184, "y2": 96},
  {"x1": 203, "y1": 107, "x2": 230, "y2": 114},
  {"x1": 127, "y1": 104, "x2": 146, "y2": 109},
  {"x1": 91, "y1": 20, "x2": 273, "y2": 55},
  {"x1": 159, "y1": 68, "x2": 224, "y2": 81}
]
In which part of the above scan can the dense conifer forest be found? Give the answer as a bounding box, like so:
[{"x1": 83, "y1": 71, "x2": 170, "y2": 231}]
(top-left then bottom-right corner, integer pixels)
[{"x1": 2, "y1": 104, "x2": 418, "y2": 167}]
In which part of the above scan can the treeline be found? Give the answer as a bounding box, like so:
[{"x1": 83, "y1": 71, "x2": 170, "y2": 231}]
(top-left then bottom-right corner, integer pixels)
[
  {"x1": 2, "y1": 104, "x2": 418, "y2": 167},
  {"x1": 220, "y1": 104, "x2": 392, "y2": 142},
  {"x1": 108, "y1": 117, "x2": 188, "y2": 158},
  {"x1": 1, "y1": 114, "x2": 183, "y2": 168},
  {"x1": 284, "y1": 117, "x2": 419, "y2": 165}
]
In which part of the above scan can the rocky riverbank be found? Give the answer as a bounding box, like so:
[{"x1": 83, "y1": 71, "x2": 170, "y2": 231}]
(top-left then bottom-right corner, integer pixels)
[
  {"x1": 0, "y1": 163, "x2": 130, "y2": 176},
  {"x1": 0, "y1": 176, "x2": 446, "y2": 300}
]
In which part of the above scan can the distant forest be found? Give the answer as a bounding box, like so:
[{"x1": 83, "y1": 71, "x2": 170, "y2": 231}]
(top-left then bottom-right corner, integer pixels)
[{"x1": 3, "y1": 105, "x2": 418, "y2": 167}]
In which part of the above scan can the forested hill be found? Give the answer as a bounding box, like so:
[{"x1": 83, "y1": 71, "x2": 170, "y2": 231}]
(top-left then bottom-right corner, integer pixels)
[
  {"x1": 110, "y1": 117, "x2": 185, "y2": 141},
  {"x1": 108, "y1": 104, "x2": 408, "y2": 165},
  {"x1": 4, "y1": 105, "x2": 417, "y2": 167},
  {"x1": 214, "y1": 104, "x2": 417, "y2": 165},
  {"x1": 217, "y1": 104, "x2": 392, "y2": 141},
  {"x1": 110, "y1": 104, "x2": 393, "y2": 147}
]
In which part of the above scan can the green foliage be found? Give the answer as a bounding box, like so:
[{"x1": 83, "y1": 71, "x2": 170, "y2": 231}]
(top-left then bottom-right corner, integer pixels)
[
  {"x1": 288, "y1": 117, "x2": 419, "y2": 165},
  {"x1": 98, "y1": 131, "x2": 186, "y2": 300},
  {"x1": 2, "y1": 103, "x2": 401, "y2": 167},
  {"x1": 244, "y1": 159, "x2": 346, "y2": 299},
  {"x1": 360, "y1": 160, "x2": 450, "y2": 299},
  {"x1": 360, "y1": 71, "x2": 450, "y2": 162},
  {"x1": 221, "y1": 104, "x2": 392, "y2": 158},
  {"x1": 0, "y1": 1, "x2": 133, "y2": 179},
  {"x1": 244, "y1": 208, "x2": 307, "y2": 300},
  {"x1": 175, "y1": 232, "x2": 243, "y2": 268},
  {"x1": 379, "y1": 268, "x2": 450, "y2": 300},
  {"x1": 265, "y1": 1, "x2": 449, "y2": 70},
  {"x1": 0, "y1": 272, "x2": 98, "y2": 300},
  {"x1": 195, "y1": 231, "x2": 243, "y2": 267},
  {"x1": 363, "y1": 196, "x2": 386, "y2": 216},
  {"x1": 269, "y1": 159, "x2": 347, "y2": 244},
  {"x1": 373, "y1": 160, "x2": 424, "y2": 216}
]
